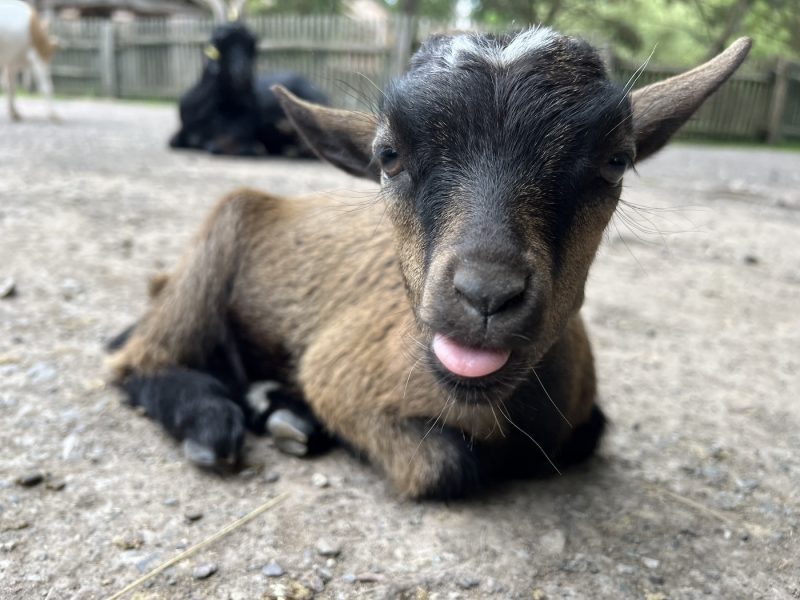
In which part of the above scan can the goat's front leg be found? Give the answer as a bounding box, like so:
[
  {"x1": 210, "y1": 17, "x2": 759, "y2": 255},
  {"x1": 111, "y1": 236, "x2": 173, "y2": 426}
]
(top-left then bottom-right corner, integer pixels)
[
  {"x1": 27, "y1": 50, "x2": 59, "y2": 122},
  {"x1": 121, "y1": 367, "x2": 245, "y2": 467},
  {"x1": 307, "y1": 395, "x2": 481, "y2": 499},
  {"x1": 370, "y1": 417, "x2": 482, "y2": 499},
  {"x1": 298, "y1": 317, "x2": 484, "y2": 499},
  {"x1": 4, "y1": 66, "x2": 21, "y2": 121},
  {"x1": 108, "y1": 191, "x2": 270, "y2": 467}
]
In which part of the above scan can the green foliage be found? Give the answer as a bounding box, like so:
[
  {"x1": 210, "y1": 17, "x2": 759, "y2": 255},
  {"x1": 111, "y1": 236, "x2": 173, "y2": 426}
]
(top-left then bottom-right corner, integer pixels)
[
  {"x1": 470, "y1": 0, "x2": 799, "y2": 64},
  {"x1": 379, "y1": 0, "x2": 455, "y2": 20},
  {"x1": 475, "y1": 0, "x2": 567, "y2": 26},
  {"x1": 244, "y1": 0, "x2": 798, "y2": 63},
  {"x1": 246, "y1": 0, "x2": 344, "y2": 15}
]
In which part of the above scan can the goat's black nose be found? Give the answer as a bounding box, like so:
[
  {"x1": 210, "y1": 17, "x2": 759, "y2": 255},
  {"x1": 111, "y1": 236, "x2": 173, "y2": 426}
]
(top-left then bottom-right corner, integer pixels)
[{"x1": 453, "y1": 262, "x2": 527, "y2": 316}]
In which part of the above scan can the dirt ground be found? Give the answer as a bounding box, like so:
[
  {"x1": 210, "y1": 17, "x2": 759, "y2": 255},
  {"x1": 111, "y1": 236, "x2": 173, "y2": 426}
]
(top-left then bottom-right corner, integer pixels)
[{"x1": 0, "y1": 98, "x2": 798, "y2": 600}]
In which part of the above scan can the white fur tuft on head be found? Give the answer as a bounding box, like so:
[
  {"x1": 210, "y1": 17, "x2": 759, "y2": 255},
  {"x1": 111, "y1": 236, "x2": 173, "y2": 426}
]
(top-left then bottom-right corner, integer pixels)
[
  {"x1": 501, "y1": 27, "x2": 558, "y2": 64},
  {"x1": 443, "y1": 26, "x2": 558, "y2": 69}
]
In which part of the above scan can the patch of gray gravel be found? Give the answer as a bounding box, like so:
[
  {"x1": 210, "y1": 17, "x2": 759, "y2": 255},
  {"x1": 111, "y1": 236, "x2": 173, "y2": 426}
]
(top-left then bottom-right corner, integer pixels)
[{"x1": 0, "y1": 98, "x2": 798, "y2": 599}]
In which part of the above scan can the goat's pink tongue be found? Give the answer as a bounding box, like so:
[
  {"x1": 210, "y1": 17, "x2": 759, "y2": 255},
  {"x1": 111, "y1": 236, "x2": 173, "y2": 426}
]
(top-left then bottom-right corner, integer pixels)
[{"x1": 432, "y1": 334, "x2": 510, "y2": 378}]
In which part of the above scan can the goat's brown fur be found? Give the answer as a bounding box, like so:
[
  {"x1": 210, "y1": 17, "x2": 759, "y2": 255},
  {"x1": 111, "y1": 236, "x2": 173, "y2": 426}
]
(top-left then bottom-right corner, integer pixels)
[{"x1": 28, "y1": 10, "x2": 55, "y2": 63}]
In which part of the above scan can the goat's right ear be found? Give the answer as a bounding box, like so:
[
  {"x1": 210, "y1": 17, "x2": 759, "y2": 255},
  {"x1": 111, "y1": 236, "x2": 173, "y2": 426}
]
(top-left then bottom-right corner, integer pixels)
[{"x1": 272, "y1": 85, "x2": 380, "y2": 181}]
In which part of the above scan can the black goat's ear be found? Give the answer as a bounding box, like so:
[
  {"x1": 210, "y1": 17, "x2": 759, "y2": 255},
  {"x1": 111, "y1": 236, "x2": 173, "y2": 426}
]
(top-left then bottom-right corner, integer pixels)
[
  {"x1": 631, "y1": 37, "x2": 751, "y2": 162},
  {"x1": 272, "y1": 85, "x2": 380, "y2": 181}
]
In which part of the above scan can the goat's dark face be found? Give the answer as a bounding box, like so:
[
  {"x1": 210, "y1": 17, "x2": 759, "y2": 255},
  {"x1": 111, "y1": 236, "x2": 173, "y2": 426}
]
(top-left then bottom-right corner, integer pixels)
[
  {"x1": 274, "y1": 30, "x2": 751, "y2": 401},
  {"x1": 374, "y1": 31, "x2": 632, "y2": 395},
  {"x1": 209, "y1": 23, "x2": 257, "y2": 92}
]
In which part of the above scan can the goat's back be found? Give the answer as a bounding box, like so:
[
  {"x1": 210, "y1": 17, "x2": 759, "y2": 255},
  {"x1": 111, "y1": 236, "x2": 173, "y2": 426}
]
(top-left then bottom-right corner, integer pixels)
[
  {"x1": 223, "y1": 189, "x2": 406, "y2": 361},
  {"x1": 255, "y1": 72, "x2": 328, "y2": 113}
]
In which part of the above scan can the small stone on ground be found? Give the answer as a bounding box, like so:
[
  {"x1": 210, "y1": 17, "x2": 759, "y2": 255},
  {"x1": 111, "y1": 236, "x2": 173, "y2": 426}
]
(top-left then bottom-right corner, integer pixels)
[
  {"x1": 0, "y1": 277, "x2": 16, "y2": 298},
  {"x1": 184, "y1": 509, "x2": 203, "y2": 522},
  {"x1": 192, "y1": 563, "x2": 218, "y2": 579},
  {"x1": 311, "y1": 473, "x2": 329, "y2": 488},
  {"x1": 262, "y1": 560, "x2": 285, "y2": 577},
  {"x1": 456, "y1": 575, "x2": 480, "y2": 589},
  {"x1": 15, "y1": 472, "x2": 44, "y2": 487},
  {"x1": 316, "y1": 538, "x2": 342, "y2": 557},
  {"x1": 265, "y1": 580, "x2": 314, "y2": 599}
]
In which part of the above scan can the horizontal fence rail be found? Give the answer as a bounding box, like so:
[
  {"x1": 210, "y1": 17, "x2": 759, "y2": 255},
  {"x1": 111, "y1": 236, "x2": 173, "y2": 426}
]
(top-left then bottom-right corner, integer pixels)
[{"x1": 42, "y1": 15, "x2": 800, "y2": 143}]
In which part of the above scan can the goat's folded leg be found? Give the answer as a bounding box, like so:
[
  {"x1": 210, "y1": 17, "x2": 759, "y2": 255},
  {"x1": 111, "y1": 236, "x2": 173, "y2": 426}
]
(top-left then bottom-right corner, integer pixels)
[
  {"x1": 383, "y1": 419, "x2": 482, "y2": 499},
  {"x1": 107, "y1": 191, "x2": 272, "y2": 466},
  {"x1": 298, "y1": 323, "x2": 486, "y2": 499},
  {"x1": 108, "y1": 325, "x2": 251, "y2": 470},
  {"x1": 243, "y1": 381, "x2": 333, "y2": 456},
  {"x1": 120, "y1": 367, "x2": 245, "y2": 467},
  {"x1": 307, "y1": 404, "x2": 482, "y2": 499}
]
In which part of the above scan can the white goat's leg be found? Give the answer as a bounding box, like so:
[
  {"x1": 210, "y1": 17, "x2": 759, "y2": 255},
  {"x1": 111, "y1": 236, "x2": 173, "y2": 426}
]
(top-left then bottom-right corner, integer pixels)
[
  {"x1": 21, "y1": 67, "x2": 32, "y2": 91},
  {"x1": 4, "y1": 66, "x2": 21, "y2": 121},
  {"x1": 28, "y1": 50, "x2": 58, "y2": 122}
]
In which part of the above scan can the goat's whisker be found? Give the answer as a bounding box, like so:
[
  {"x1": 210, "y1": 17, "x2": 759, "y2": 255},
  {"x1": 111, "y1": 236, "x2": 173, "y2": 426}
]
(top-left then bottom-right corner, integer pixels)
[
  {"x1": 497, "y1": 401, "x2": 561, "y2": 475},
  {"x1": 531, "y1": 367, "x2": 572, "y2": 428}
]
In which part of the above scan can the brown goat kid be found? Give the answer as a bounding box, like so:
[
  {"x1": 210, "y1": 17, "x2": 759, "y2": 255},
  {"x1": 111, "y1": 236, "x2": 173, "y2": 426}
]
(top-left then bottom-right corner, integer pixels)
[{"x1": 109, "y1": 30, "x2": 751, "y2": 499}]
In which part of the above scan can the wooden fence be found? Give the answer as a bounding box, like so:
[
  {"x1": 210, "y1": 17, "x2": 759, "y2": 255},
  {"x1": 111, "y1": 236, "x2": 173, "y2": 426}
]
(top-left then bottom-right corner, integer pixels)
[
  {"x1": 46, "y1": 15, "x2": 800, "y2": 143},
  {"x1": 49, "y1": 15, "x2": 410, "y2": 111}
]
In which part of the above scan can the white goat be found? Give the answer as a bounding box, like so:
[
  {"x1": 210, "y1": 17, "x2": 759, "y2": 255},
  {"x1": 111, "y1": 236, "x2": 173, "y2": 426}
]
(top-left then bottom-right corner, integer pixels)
[{"x1": 0, "y1": 0, "x2": 58, "y2": 121}]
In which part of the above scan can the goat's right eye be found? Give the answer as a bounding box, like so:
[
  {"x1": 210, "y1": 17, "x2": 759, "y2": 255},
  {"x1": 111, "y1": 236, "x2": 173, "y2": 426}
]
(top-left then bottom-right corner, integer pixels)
[{"x1": 378, "y1": 147, "x2": 404, "y2": 178}]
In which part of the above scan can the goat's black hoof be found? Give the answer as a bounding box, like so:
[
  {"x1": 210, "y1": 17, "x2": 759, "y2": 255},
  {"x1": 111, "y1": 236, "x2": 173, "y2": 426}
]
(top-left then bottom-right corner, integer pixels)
[
  {"x1": 182, "y1": 439, "x2": 220, "y2": 467},
  {"x1": 180, "y1": 400, "x2": 246, "y2": 468},
  {"x1": 267, "y1": 408, "x2": 315, "y2": 457},
  {"x1": 243, "y1": 381, "x2": 281, "y2": 433},
  {"x1": 244, "y1": 381, "x2": 334, "y2": 455}
]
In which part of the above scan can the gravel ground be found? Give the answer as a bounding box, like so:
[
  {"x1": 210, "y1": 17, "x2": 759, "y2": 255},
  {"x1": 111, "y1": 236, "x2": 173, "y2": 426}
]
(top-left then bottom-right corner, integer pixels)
[{"x1": 0, "y1": 98, "x2": 798, "y2": 600}]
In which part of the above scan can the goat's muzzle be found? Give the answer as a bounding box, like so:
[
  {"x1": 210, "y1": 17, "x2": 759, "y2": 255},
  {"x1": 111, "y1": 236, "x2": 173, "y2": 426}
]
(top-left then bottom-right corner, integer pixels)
[
  {"x1": 453, "y1": 260, "x2": 527, "y2": 318},
  {"x1": 422, "y1": 253, "x2": 544, "y2": 384}
]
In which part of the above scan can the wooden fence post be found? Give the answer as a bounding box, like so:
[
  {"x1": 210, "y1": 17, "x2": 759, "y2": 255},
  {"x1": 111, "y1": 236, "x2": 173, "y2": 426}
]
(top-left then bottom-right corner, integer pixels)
[
  {"x1": 766, "y1": 58, "x2": 788, "y2": 144},
  {"x1": 391, "y1": 15, "x2": 415, "y2": 78},
  {"x1": 99, "y1": 21, "x2": 117, "y2": 98}
]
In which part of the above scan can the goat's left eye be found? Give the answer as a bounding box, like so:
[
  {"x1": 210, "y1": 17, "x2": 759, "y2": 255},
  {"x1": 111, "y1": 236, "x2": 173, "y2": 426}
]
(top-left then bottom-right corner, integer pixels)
[
  {"x1": 378, "y1": 147, "x2": 404, "y2": 178},
  {"x1": 602, "y1": 153, "x2": 630, "y2": 184}
]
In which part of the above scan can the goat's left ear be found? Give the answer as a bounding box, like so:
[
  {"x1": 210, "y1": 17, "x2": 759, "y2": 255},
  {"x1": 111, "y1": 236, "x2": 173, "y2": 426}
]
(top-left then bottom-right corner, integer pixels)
[
  {"x1": 272, "y1": 85, "x2": 380, "y2": 181},
  {"x1": 632, "y1": 37, "x2": 751, "y2": 162}
]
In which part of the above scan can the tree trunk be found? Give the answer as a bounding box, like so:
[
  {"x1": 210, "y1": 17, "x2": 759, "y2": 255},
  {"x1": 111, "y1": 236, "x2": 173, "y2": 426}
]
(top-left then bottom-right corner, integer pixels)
[
  {"x1": 400, "y1": 0, "x2": 419, "y2": 17},
  {"x1": 542, "y1": 0, "x2": 564, "y2": 25}
]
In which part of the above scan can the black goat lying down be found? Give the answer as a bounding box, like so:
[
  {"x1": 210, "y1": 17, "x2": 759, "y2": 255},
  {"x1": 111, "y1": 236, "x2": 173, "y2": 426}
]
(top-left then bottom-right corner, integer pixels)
[
  {"x1": 114, "y1": 30, "x2": 751, "y2": 499},
  {"x1": 168, "y1": 22, "x2": 328, "y2": 157}
]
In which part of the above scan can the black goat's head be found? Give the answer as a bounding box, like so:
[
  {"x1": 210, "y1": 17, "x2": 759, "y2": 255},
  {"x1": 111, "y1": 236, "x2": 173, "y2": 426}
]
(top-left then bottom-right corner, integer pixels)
[
  {"x1": 274, "y1": 29, "x2": 751, "y2": 401},
  {"x1": 206, "y1": 22, "x2": 257, "y2": 92}
]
